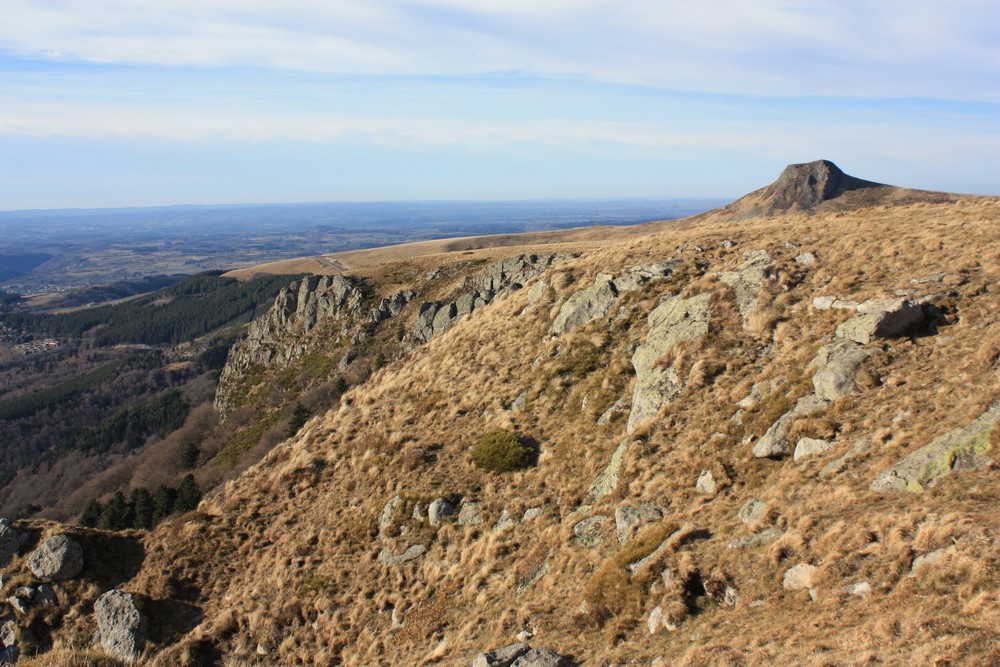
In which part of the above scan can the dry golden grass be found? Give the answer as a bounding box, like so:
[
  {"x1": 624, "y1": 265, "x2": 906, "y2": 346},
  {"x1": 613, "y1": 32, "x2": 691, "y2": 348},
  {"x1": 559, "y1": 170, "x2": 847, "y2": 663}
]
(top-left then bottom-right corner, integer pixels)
[{"x1": 19, "y1": 192, "x2": 1000, "y2": 666}]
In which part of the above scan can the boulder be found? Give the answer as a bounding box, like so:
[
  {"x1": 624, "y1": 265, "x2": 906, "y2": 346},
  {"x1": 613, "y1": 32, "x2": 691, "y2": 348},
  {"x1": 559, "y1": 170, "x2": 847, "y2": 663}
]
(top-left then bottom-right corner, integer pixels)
[
  {"x1": 549, "y1": 274, "x2": 618, "y2": 334},
  {"x1": 836, "y1": 297, "x2": 925, "y2": 344},
  {"x1": 628, "y1": 293, "x2": 711, "y2": 433},
  {"x1": 95, "y1": 590, "x2": 148, "y2": 663},
  {"x1": 794, "y1": 252, "x2": 817, "y2": 266},
  {"x1": 572, "y1": 516, "x2": 608, "y2": 548},
  {"x1": 615, "y1": 504, "x2": 664, "y2": 544},
  {"x1": 588, "y1": 439, "x2": 629, "y2": 499},
  {"x1": 0, "y1": 521, "x2": 18, "y2": 568},
  {"x1": 695, "y1": 470, "x2": 718, "y2": 495},
  {"x1": 521, "y1": 507, "x2": 543, "y2": 522},
  {"x1": 458, "y1": 502, "x2": 484, "y2": 526},
  {"x1": 909, "y1": 547, "x2": 954, "y2": 576},
  {"x1": 820, "y1": 438, "x2": 871, "y2": 477},
  {"x1": 493, "y1": 509, "x2": 515, "y2": 532},
  {"x1": 752, "y1": 395, "x2": 828, "y2": 458},
  {"x1": 473, "y1": 642, "x2": 530, "y2": 667},
  {"x1": 512, "y1": 648, "x2": 570, "y2": 667},
  {"x1": 611, "y1": 260, "x2": 680, "y2": 293},
  {"x1": 647, "y1": 605, "x2": 677, "y2": 634},
  {"x1": 870, "y1": 401, "x2": 999, "y2": 492},
  {"x1": 793, "y1": 438, "x2": 833, "y2": 462},
  {"x1": 0, "y1": 621, "x2": 16, "y2": 648},
  {"x1": 810, "y1": 340, "x2": 876, "y2": 401},
  {"x1": 782, "y1": 563, "x2": 817, "y2": 591},
  {"x1": 428, "y1": 498, "x2": 455, "y2": 527},
  {"x1": 27, "y1": 534, "x2": 84, "y2": 581}
]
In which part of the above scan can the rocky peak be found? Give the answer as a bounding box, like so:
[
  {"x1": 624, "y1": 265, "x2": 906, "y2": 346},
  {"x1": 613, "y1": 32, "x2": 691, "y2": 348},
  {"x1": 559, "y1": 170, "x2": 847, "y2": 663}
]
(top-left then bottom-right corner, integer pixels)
[{"x1": 766, "y1": 159, "x2": 879, "y2": 210}]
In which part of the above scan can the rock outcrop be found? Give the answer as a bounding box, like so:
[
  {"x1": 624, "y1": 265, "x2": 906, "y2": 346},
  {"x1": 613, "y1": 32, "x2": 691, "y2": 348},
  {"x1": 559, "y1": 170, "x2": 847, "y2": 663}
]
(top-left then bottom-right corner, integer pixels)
[
  {"x1": 870, "y1": 401, "x2": 998, "y2": 492},
  {"x1": 27, "y1": 534, "x2": 83, "y2": 581},
  {"x1": 719, "y1": 250, "x2": 773, "y2": 323},
  {"x1": 836, "y1": 297, "x2": 926, "y2": 344},
  {"x1": 752, "y1": 395, "x2": 828, "y2": 458},
  {"x1": 415, "y1": 254, "x2": 562, "y2": 342},
  {"x1": 94, "y1": 590, "x2": 148, "y2": 663},
  {"x1": 628, "y1": 293, "x2": 711, "y2": 433}
]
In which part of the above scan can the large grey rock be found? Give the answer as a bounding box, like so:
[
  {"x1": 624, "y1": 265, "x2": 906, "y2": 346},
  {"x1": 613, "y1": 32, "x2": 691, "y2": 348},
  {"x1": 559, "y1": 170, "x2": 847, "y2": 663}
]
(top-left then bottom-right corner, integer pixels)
[
  {"x1": 95, "y1": 590, "x2": 147, "y2": 663},
  {"x1": 870, "y1": 401, "x2": 999, "y2": 492},
  {"x1": 615, "y1": 504, "x2": 664, "y2": 544},
  {"x1": 550, "y1": 274, "x2": 618, "y2": 334},
  {"x1": 572, "y1": 515, "x2": 608, "y2": 548},
  {"x1": 810, "y1": 340, "x2": 876, "y2": 401},
  {"x1": 793, "y1": 437, "x2": 833, "y2": 462},
  {"x1": 628, "y1": 293, "x2": 711, "y2": 433},
  {"x1": 27, "y1": 534, "x2": 84, "y2": 581},
  {"x1": 836, "y1": 297, "x2": 925, "y2": 344},
  {"x1": 782, "y1": 563, "x2": 817, "y2": 591},
  {"x1": 428, "y1": 498, "x2": 455, "y2": 526},
  {"x1": 719, "y1": 250, "x2": 773, "y2": 324},
  {"x1": 611, "y1": 260, "x2": 680, "y2": 293},
  {"x1": 377, "y1": 544, "x2": 426, "y2": 566},
  {"x1": 752, "y1": 394, "x2": 828, "y2": 458},
  {"x1": 512, "y1": 647, "x2": 570, "y2": 667},
  {"x1": 588, "y1": 439, "x2": 629, "y2": 499},
  {"x1": 473, "y1": 642, "x2": 530, "y2": 667},
  {"x1": 0, "y1": 521, "x2": 18, "y2": 568}
]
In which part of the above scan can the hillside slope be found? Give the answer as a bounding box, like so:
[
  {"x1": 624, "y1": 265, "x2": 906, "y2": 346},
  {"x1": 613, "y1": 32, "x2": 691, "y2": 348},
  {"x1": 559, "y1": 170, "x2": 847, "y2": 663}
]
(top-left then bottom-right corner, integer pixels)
[{"x1": 2, "y1": 162, "x2": 998, "y2": 666}]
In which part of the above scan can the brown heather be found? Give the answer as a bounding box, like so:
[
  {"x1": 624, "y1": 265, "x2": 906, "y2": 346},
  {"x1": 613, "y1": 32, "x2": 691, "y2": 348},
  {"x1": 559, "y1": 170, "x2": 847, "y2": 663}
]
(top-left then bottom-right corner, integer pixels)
[{"x1": 10, "y1": 183, "x2": 999, "y2": 665}]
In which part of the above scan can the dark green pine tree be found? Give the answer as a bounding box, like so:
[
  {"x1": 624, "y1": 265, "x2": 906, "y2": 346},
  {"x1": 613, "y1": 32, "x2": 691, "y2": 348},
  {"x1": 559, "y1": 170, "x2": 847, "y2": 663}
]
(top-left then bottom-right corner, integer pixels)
[
  {"x1": 152, "y1": 484, "x2": 176, "y2": 523},
  {"x1": 175, "y1": 474, "x2": 201, "y2": 513},
  {"x1": 180, "y1": 440, "x2": 200, "y2": 469},
  {"x1": 80, "y1": 499, "x2": 103, "y2": 527},
  {"x1": 101, "y1": 491, "x2": 129, "y2": 530},
  {"x1": 285, "y1": 403, "x2": 310, "y2": 439},
  {"x1": 130, "y1": 487, "x2": 155, "y2": 530}
]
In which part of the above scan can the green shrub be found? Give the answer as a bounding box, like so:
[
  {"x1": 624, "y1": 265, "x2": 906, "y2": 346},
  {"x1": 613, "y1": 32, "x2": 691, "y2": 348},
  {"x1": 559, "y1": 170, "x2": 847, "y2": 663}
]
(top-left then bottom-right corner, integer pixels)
[{"x1": 472, "y1": 429, "x2": 534, "y2": 472}]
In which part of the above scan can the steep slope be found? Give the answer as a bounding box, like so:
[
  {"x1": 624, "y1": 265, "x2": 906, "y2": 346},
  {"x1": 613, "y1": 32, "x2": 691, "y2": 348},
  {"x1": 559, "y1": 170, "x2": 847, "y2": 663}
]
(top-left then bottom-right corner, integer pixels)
[{"x1": 1, "y1": 164, "x2": 997, "y2": 666}]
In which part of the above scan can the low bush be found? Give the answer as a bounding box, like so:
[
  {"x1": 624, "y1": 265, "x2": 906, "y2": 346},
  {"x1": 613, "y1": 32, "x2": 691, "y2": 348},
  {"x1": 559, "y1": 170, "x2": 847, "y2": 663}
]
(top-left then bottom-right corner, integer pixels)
[{"x1": 472, "y1": 429, "x2": 534, "y2": 472}]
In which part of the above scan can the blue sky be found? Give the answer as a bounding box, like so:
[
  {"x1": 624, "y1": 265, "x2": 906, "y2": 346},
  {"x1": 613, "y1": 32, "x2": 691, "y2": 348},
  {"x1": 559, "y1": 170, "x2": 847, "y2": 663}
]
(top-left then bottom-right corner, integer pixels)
[{"x1": 1, "y1": 1, "x2": 997, "y2": 210}]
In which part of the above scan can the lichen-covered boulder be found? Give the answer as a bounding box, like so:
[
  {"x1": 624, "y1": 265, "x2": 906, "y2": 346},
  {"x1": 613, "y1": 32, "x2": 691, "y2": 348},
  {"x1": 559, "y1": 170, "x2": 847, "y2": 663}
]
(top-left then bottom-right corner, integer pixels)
[
  {"x1": 27, "y1": 534, "x2": 84, "y2": 581},
  {"x1": 95, "y1": 590, "x2": 147, "y2": 663}
]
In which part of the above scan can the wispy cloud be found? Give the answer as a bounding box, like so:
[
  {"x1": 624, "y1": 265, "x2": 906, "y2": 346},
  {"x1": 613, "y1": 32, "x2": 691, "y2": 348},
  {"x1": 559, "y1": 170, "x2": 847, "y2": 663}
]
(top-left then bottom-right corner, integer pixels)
[{"x1": 2, "y1": 1, "x2": 997, "y2": 99}]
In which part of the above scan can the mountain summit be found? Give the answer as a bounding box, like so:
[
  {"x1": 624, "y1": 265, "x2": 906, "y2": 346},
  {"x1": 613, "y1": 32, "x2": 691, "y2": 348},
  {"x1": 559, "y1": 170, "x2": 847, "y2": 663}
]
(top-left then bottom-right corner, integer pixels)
[{"x1": 695, "y1": 159, "x2": 955, "y2": 222}]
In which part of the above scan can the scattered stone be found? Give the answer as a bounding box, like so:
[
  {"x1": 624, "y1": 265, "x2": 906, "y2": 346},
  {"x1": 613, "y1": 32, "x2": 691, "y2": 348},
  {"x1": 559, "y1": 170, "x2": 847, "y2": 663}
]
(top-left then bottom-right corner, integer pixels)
[
  {"x1": 812, "y1": 296, "x2": 836, "y2": 310},
  {"x1": 737, "y1": 499, "x2": 766, "y2": 525},
  {"x1": 516, "y1": 556, "x2": 549, "y2": 595},
  {"x1": 512, "y1": 647, "x2": 571, "y2": 667},
  {"x1": 836, "y1": 297, "x2": 925, "y2": 344},
  {"x1": 6, "y1": 597, "x2": 27, "y2": 616},
  {"x1": 377, "y1": 545, "x2": 426, "y2": 566},
  {"x1": 597, "y1": 397, "x2": 628, "y2": 425},
  {"x1": 509, "y1": 391, "x2": 529, "y2": 412},
  {"x1": 573, "y1": 516, "x2": 608, "y2": 548},
  {"x1": 628, "y1": 531, "x2": 677, "y2": 575},
  {"x1": 0, "y1": 621, "x2": 15, "y2": 647},
  {"x1": 493, "y1": 509, "x2": 515, "y2": 532},
  {"x1": 752, "y1": 394, "x2": 828, "y2": 458},
  {"x1": 615, "y1": 504, "x2": 664, "y2": 544},
  {"x1": 411, "y1": 503, "x2": 424, "y2": 522},
  {"x1": 722, "y1": 239, "x2": 737, "y2": 249},
  {"x1": 458, "y1": 502, "x2": 484, "y2": 526},
  {"x1": 428, "y1": 498, "x2": 455, "y2": 527},
  {"x1": 378, "y1": 495, "x2": 402, "y2": 535},
  {"x1": 522, "y1": 507, "x2": 543, "y2": 522},
  {"x1": 0, "y1": 521, "x2": 17, "y2": 570},
  {"x1": 695, "y1": 470, "x2": 718, "y2": 495},
  {"x1": 909, "y1": 547, "x2": 955, "y2": 576},
  {"x1": 549, "y1": 274, "x2": 618, "y2": 334},
  {"x1": 723, "y1": 586, "x2": 740, "y2": 606},
  {"x1": 782, "y1": 563, "x2": 817, "y2": 591},
  {"x1": 95, "y1": 590, "x2": 148, "y2": 663},
  {"x1": 793, "y1": 437, "x2": 834, "y2": 462},
  {"x1": 794, "y1": 252, "x2": 817, "y2": 266},
  {"x1": 611, "y1": 260, "x2": 680, "y2": 293},
  {"x1": 473, "y1": 642, "x2": 530, "y2": 667},
  {"x1": 647, "y1": 605, "x2": 677, "y2": 634},
  {"x1": 737, "y1": 376, "x2": 785, "y2": 410},
  {"x1": 727, "y1": 528, "x2": 783, "y2": 550},
  {"x1": 842, "y1": 581, "x2": 872, "y2": 597},
  {"x1": 588, "y1": 439, "x2": 629, "y2": 499},
  {"x1": 27, "y1": 534, "x2": 84, "y2": 581},
  {"x1": 870, "y1": 401, "x2": 999, "y2": 492},
  {"x1": 628, "y1": 293, "x2": 711, "y2": 433},
  {"x1": 810, "y1": 340, "x2": 876, "y2": 401},
  {"x1": 820, "y1": 438, "x2": 872, "y2": 477}
]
